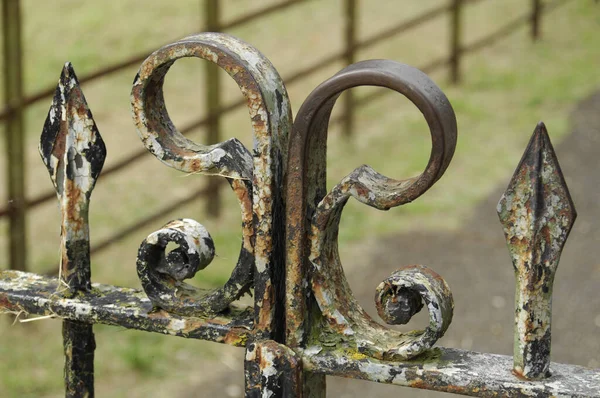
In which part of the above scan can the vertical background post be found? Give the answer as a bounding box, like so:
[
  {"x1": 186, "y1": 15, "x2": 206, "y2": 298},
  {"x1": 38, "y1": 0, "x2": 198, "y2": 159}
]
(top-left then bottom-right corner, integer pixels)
[
  {"x1": 2, "y1": 0, "x2": 27, "y2": 271},
  {"x1": 449, "y1": 0, "x2": 462, "y2": 84},
  {"x1": 343, "y1": 0, "x2": 356, "y2": 137},
  {"x1": 204, "y1": 0, "x2": 222, "y2": 217},
  {"x1": 531, "y1": 0, "x2": 542, "y2": 40}
]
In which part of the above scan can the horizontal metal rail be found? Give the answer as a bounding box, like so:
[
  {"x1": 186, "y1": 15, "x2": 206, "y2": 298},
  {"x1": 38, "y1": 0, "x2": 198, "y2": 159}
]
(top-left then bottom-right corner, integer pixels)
[
  {"x1": 0, "y1": 0, "x2": 477, "y2": 124},
  {"x1": 0, "y1": 270, "x2": 251, "y2": 345},
  {"x1": 305, "y1": 348, "x2": 600, "y2": 396},
  {"x1": 219, "y1": 0, "x2": 305, "y2": 31},
  {"x1": 0, "y1": 0, "x2": 307, "y2": 123},
  {"x1": 1, "y1": 269, "x2": 598, "y2": 396}
]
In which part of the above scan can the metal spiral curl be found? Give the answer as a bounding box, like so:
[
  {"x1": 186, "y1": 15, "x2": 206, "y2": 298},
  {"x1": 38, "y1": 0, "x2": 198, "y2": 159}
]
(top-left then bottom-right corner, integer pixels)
[
  {"x1": 131, "y1": 33, "x2": 292, "y2": 320},
  {"x1": 137, "y1": 219, "x2": 222, "y2": 316},
  {"x1": 291, "y1": 60, "x2": 458, "y2": 360},
  {"x1": 375, "y1": 265, "x2": 453, "y2": 354}
]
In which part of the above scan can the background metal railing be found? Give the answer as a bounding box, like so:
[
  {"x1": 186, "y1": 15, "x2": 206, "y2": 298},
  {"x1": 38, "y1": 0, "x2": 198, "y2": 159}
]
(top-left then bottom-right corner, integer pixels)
[{"x1": 1, "y1": 0, "x2": 560, "y2": 272}]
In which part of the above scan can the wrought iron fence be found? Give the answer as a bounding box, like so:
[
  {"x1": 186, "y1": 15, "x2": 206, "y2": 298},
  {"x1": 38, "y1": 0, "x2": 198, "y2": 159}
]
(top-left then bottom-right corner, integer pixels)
[
  {"x1": 1, "y1": 31, "x2": 598, "y2": 397},
  {"x1": 1, "y1": 0, "x2": 562, "y2": 274}
]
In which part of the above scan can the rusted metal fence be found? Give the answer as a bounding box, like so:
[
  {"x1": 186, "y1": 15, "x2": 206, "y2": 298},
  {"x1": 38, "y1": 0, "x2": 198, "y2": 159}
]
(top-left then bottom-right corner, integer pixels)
[
  {"x1": 0, "y1": 0, "x2": 562, "y2": 274},
  {"x1": 1, "y1": 30, "x2": 598, "y2": 397}
]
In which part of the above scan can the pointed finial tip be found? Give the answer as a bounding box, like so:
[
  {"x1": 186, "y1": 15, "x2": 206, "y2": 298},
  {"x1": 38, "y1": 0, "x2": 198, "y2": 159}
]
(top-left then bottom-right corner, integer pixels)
[
  {"x1": 535, "y1": 121, "x2": 547, "y2": 133},
  {"x1": 59, "y1": 62, "x2": 80, "y2": 88},
  {"x1": 530, "y1": 121, "x2": 551, "y2": 148},
  {"x1": 61, "y1": 61, "x2": 75, "y2": 75}
]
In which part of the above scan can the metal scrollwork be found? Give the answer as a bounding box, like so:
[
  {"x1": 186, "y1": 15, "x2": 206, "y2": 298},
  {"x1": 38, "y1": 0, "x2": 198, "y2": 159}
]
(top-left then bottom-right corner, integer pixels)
[
  {"x1": 2, "y1": 28, "x2": 597, "y2": 397},
  {"x1": 131, "y1": 33, "x2": 291, "y2": 319},
  {"x1": 287, "y1": 60, "x2": 457, "y2": 360},
  {"x1": 136, "y1": 219, "x2": 219, "y2": 316},
  {"x1": 374, "y1": 265, "x2": 453, "y2": 356}
]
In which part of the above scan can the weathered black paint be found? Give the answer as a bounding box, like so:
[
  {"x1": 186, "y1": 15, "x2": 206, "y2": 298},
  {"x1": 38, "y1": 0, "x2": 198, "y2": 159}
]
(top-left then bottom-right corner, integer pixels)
[
  {"x1": 38, "y1": 63, "x2": 106, "y2": 397},
  {"x1": 63, "y1": 320, "x2": 95, "y2": 398},
  {"x1": 498, "y1": 122, "x2": 576, "y2": 380},
  {"x1": 0, "y1": 33, "x2": 596, "y2": 398}
]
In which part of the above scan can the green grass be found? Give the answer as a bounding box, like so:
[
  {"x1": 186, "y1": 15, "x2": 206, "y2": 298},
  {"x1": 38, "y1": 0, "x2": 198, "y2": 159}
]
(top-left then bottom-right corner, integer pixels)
[{"x1": 1, "y1": 0, "x2": 599, "y2": 396}]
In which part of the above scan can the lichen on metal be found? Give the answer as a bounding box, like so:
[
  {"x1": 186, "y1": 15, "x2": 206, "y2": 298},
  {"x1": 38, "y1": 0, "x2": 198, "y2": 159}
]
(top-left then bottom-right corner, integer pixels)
[
  {"x1": 0, "y1": 32, "x2": 597, "y2": 398},
  {"x1": 497, "y1": 122, "x2": 576, "y2": 380},
  {"x1": 0, "y1": 270, "x2": 251, "y2": 345},
  {"x1": 304, "y1": 347, "x2": 600, "y2": 397},
  {"x1": 286, "y1": 60, "x2": 457, "y2": 364},
  {"x1": 374, "y1": 265, "x2": 453, "y2": 350},
  {"x1": 131, "y1": 33, "x2": 291, "y2": 341},
  {"x1": 136, "y1": 218, "x2": 227, "y2": 316},
  {"x1": 38, "y1": 63, "x2": 106, "y2": 397},
  {"x1": 39, "y1": 62, "x2": 106, "y2": 293}
]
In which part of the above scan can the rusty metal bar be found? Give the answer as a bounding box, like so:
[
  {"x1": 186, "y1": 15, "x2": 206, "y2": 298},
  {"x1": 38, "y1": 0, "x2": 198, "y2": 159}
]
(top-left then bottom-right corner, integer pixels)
[
  {"x1": 0, "y1": 3, "x2": 306, "y2": 124},
  {"x1": 0, "y1": 29, "x2": 598, "y2": 398},
  {"x1": 449, "y1": 0, "x2": 462, "y2": 83},
  {"x1": 342, "y1": 0, "x2": 357, "y2": 137},
  {"x1": 0, "y1": 6, "x2": 451, "y2": 222},
  {"x1": 244, "y1": 340, "x2": 303, "y2": 397},
  {"x1": 2, "y1": 0, "x2": 26, "y2": 271},
  {"x1": 219, "y1": 0, "x2": 305, "y2": 31},
  {"x1": 0, "y1": 52, "x2": 151, "y2": 122},
  {"x1": 3, "y1": 263, "x2": 599, "y2": 397},
  {"x1": 498, "y1": 123, "x2": 576, "y2": 380},
  {"x1": 348, "y1": 0, "x2": 569, "y2": 109},
  {"x1": 0, "y1": 0, "x2": 454, "y2": 125},
  {"x1": 355, "y1": 3, "x2": 450, "y2": 51},
  {"x1": 304, "y1": 348, "x2": 600, "y2": 396},
  {"x1": 0, "y1": 0, "x2": 567, "y2": 127},
  {"x1": 531, "y1": 0, "x2": 542, "y2": 40},
  {"x1": 39, "y1": 64, "x2": 106, "y2": 397},
  {"x1": 0, "y1": 270, "x2": 252, "y2": 345},
  {"x1": 0, "y1": 1, "x2": 567, "y2": 221},
  {"x1": 461, "y1": 0, "x2": 568, "y2": 55},
  {"x1": 204, "y1": 0, "x2": 222, "y2": 218},
  {"x1": 349, "y1": 55, "x2": 450, "y2": 109},
  {"x1": 0, "y1": 54, "x2": 344, "y2": 219}
]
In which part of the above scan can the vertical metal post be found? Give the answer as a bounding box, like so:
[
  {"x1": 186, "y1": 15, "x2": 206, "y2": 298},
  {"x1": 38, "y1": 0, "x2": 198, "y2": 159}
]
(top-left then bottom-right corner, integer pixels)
[
  {"x1": 2, "y1": 0, "x2": 27, "y2": 271},
  {"x1": 498, "y1": 123, "x2": 576, "y2": 380},
  {"x1": 449, "y1": 0, "x2": 462, "y2": 84},
  {"x1": 204, "y1": 0, "x2": 222, "y2": 217},
  {"x1": 40, "y1": 64, "x2": 106, "y2": 397},
  {"x1": 531, "y1": 0, "x2": 542, "y2": 40},
  {"x1": 343, "y1": 0, "x2": 356, "y2": 137}
]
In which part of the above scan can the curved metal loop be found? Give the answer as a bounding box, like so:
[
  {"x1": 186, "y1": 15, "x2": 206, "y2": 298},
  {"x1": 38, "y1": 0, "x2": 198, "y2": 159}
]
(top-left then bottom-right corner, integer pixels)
[
  {"x1": 287, "y1": 60, "x2": 457, "y2": 359},
  {"x1": 137, "y1": 219, "x2": 222, "y2": 316},
  {"x1": 132, "y1": 33, "x2": 292, "y2": 317},
  {"x1": 374, "y1": 265, "x2": 454, "y2": 358},
  {"x1": 294, "y1": 59, "x2": 457, "y2": 210},
  {"x1": 131, "y1": 32, "x2": 290, "y2": 179}
]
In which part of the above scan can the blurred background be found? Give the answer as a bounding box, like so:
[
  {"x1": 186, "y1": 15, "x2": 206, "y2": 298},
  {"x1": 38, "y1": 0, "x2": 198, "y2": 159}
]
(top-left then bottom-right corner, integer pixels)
[{"x1": 1, "y1": 0, "x2": 599, "y2": 396}]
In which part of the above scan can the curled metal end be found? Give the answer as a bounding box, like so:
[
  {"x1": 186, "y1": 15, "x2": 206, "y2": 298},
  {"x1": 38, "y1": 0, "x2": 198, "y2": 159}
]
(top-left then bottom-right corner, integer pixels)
[
  {"x1": 301, "y1": 60, "x2": 457, "y2": 360},
  {"x1": 374, "y1": 265, "x2": 454, "y2": 358},
  {"x1": 137, "y1": 219, "x2": 219, "y2": 316},
  {"x1": 375, "y1": 281, "x2": 423, "y2": 325}
]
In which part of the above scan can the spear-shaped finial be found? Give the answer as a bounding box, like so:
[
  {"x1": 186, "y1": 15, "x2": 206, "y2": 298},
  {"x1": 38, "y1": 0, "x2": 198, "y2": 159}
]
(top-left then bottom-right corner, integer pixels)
[
  {"x1": 40, "y1": 62, "x2": 106, "y2": 291},
  {"x1": 497, "y1": 122, "x2": 576, "y2": 380},
  {"x1": 39, "y1": 62, "x2": 106, "y2": 397}
]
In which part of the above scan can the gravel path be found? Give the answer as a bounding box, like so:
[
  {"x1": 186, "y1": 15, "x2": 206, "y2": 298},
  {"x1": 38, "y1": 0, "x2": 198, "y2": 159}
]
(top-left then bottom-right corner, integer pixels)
[{"x1": 184, "y1": 91, "x2": 600, "y2": 397}]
